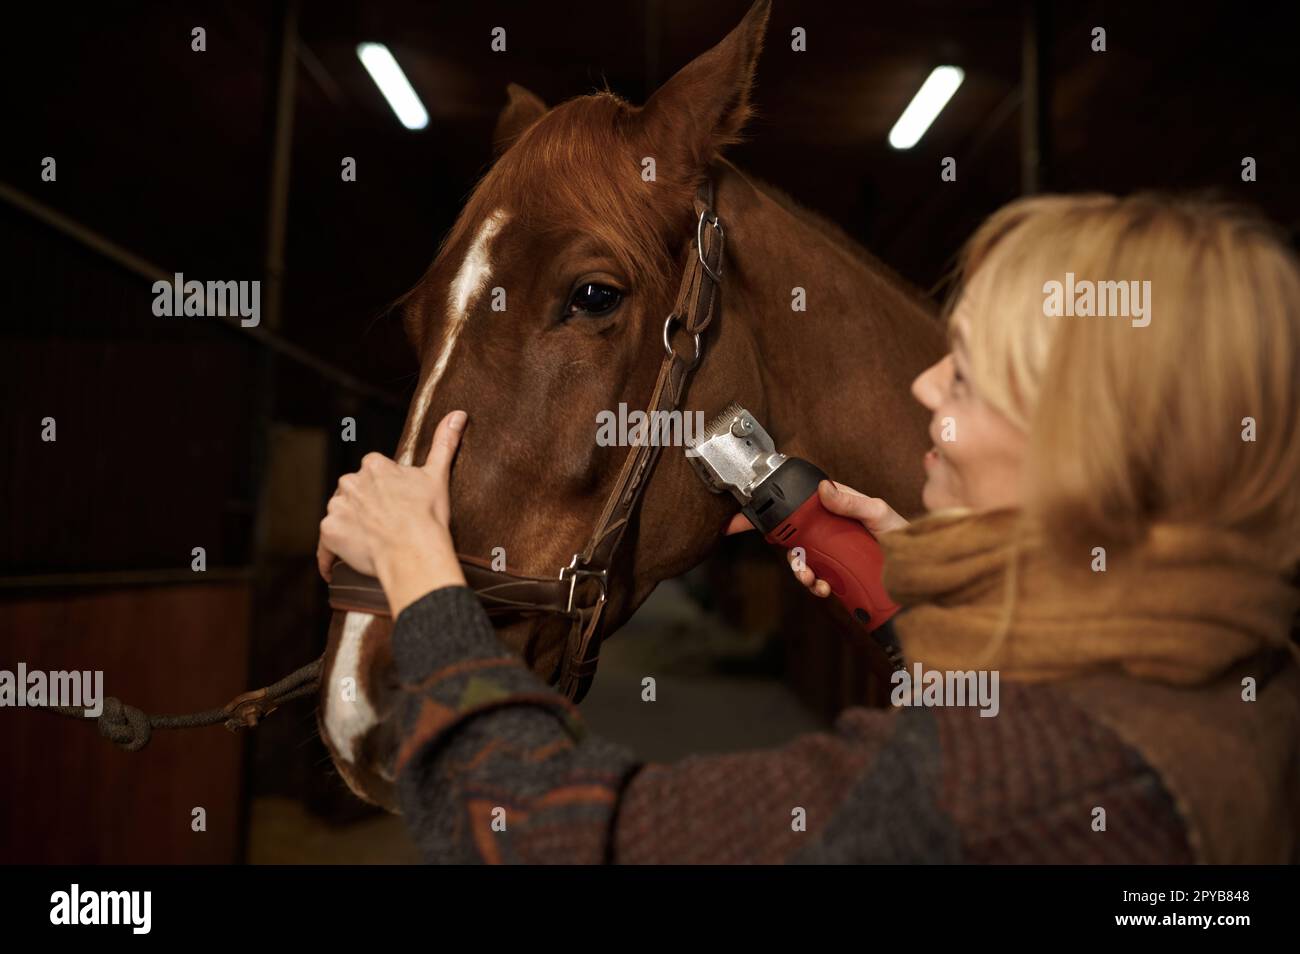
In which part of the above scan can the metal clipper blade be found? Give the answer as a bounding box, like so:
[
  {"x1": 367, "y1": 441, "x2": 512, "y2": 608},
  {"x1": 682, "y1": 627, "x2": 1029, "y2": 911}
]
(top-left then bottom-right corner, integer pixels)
[{"x1": 685, "y1": 403, "x2": 786, "y2": 503}]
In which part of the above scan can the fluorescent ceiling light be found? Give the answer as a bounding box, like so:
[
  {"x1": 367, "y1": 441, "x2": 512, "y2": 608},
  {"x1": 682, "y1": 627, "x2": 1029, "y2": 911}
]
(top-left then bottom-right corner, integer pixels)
[
  {"x1": 356, "y1": 42, "x2": 428, "y2": 130},
  {"x1": 888, "y1": 66, "x2": 964, "y2": 150}
]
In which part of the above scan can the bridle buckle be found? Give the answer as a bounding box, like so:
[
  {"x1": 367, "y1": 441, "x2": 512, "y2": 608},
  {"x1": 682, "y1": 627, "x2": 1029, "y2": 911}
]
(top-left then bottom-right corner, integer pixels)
[
  {"x1": 697, "y1": 207, "x2": 725, "y2": 282},
  {"x1": 559, "y1": 554, "x2": 608, "y2": 616}
]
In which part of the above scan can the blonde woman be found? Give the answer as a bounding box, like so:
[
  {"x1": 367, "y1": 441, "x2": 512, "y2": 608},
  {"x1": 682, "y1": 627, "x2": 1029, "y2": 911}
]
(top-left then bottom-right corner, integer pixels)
[{"x1": 318, "y1": 193, "x2": 1300, "y2": 863}]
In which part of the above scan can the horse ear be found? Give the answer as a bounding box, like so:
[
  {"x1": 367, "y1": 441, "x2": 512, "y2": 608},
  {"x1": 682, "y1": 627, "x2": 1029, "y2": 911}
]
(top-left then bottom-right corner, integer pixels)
[
  {"x1": 493, "y1": 83, "x2": 548, "y2": 155},
  {"x1": 638, "y1": 0, "x2": 770, "y2": 173}
]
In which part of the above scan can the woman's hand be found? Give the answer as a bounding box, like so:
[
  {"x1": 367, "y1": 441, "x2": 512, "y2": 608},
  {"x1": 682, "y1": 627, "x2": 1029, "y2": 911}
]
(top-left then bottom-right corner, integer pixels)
[
  {"x1": 317, "y1": 410, "x2": 469, "y2": 617},
  {"x1": 724, "y1": 479, "x2": 907, "y2": 599}
]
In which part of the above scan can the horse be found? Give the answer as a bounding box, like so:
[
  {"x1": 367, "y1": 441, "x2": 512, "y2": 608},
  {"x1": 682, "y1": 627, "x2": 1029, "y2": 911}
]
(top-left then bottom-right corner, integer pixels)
[{"x1": 319, "y1": 0, "x2": 945, "y2": 809}]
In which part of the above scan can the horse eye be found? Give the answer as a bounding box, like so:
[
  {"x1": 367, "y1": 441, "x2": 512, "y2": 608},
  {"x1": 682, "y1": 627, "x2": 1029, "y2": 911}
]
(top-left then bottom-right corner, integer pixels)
[{"x1": 566, "y1": 282, "x2": 623, "y2": 317}]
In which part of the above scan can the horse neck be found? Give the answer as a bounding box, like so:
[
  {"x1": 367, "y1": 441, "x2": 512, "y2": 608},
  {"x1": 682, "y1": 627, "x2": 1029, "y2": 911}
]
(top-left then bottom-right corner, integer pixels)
[{"x1": 710, "y1": 163, "x2": 946, "y2": 514}]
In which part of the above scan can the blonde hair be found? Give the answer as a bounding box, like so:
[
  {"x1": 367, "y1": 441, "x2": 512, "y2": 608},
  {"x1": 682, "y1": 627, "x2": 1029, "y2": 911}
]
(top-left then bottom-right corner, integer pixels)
[{"x1": 948, "y1": 193, "x2": 1300, "y2": 570}]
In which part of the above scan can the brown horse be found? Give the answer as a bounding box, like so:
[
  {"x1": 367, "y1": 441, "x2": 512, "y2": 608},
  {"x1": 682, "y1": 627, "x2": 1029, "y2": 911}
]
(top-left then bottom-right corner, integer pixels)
[{"x1": 319, "y1": 0, "x2": 944, "y2": 809}]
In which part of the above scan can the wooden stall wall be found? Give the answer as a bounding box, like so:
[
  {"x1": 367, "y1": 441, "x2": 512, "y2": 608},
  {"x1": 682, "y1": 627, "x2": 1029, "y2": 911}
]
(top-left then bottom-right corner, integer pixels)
[
  {"x1": 0, "y1": 208, "x2": 262, "y2": 862},
  {"x1": 1, "y1": 583, "x2": 250, "y2": 864}
]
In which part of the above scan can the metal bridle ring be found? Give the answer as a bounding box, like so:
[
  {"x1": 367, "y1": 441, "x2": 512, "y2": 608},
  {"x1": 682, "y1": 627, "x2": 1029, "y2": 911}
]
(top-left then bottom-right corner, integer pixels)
[
  {"x1": 696, "y1": 208, "x2": 724, "y2": 283},
  {"x1": 662, "y1": 314, "x2": 702, "y2": 369},
  {"x1": 559, "y1": 554, "x2": 608, "y2": 616}
]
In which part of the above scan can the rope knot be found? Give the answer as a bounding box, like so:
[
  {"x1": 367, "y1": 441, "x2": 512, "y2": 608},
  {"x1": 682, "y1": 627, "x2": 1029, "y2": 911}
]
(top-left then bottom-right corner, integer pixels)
[{"x1": 97, "y1": 696, "x2": 152, "y2": 751}]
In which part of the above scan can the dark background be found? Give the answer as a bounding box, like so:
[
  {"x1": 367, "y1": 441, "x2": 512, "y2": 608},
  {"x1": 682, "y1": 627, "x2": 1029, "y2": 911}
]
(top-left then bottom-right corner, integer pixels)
[{"x1": 2, "y1": 0, "x2": 1296, "y2": 862}]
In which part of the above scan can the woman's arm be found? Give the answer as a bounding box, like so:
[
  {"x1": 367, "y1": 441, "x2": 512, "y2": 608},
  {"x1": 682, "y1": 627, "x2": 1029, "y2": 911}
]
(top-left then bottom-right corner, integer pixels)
[
  {"x1": 390, "y1": 587, "x2": 1195, "y2": 864},
  {"x1": 388, "y1": 583, "x2": 960, "y2": 864}
]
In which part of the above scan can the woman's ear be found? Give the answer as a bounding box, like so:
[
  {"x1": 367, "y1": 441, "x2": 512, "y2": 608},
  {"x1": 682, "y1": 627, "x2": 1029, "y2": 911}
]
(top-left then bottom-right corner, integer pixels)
[
  {"x1": 492, "y1": 83, "x2": 548, "y2": 156},
  {"x1": 636, "y1": 0, "x2": 770, "y2": 176}
]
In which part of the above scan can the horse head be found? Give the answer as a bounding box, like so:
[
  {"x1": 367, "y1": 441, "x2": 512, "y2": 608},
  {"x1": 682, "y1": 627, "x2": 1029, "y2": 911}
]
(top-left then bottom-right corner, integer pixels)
[{"x1": 319, "y1": 0, "x2": 943, "y2": 808}]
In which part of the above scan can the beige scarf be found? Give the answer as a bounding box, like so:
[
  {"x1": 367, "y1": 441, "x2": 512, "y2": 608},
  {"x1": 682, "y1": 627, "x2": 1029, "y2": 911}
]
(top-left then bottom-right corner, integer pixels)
[{"x1": 881, "y1": 508, "x2": 1300, "y2": 863}]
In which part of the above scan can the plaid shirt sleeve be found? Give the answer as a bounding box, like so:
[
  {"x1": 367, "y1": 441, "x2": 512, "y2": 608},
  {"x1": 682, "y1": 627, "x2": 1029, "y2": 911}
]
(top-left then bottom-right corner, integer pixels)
[{"x1": 391, "y1": 585, "x2": 1193, "y2": 864}]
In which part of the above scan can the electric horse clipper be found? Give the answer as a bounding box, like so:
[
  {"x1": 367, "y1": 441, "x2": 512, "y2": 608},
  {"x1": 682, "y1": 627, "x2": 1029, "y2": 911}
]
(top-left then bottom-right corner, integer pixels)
[{"x1": 687, "y1": 403, "x2": 900, "y2": 632}]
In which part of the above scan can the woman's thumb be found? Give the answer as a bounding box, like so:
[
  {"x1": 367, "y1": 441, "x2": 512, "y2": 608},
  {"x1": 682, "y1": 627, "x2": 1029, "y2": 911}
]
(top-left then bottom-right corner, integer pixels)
[
  {"x1": 818, "y1": 480, "x2": 906, "y2": 534},
  {"x1": 818, "y1": 479, "x2": 877, "y2": 522},
  {"x1": 424, "y1": 410, "x2": 467, "y2": 479}
]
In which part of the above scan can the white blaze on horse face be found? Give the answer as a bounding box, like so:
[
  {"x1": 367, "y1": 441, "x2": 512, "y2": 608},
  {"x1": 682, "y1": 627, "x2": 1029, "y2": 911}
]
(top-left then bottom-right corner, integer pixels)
[
  {"x1": 324, "y1": 611, "x2": 380, "y2": 763},
  {"x1": 398, "y1": 208, "x2": 510, "y2": 464}
]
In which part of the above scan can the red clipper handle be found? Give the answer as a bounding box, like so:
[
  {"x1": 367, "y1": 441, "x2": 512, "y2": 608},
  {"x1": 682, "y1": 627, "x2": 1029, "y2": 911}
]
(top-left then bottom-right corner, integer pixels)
[{"x1": 763, "y1": 493, "x2": 900, "y2": 631}]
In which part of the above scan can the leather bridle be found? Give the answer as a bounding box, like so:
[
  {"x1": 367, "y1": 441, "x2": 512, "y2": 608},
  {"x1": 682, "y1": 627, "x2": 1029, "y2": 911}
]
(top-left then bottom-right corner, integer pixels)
[{"x1": 328, "y1": 176, "x2": 726, "y2": 702}]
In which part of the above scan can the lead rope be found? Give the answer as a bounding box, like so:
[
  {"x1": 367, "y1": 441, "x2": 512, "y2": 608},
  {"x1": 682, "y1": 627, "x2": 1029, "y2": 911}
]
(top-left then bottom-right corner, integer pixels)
[{"x1": 29, "y1": 656, "x2": 322, "y2": 752}]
